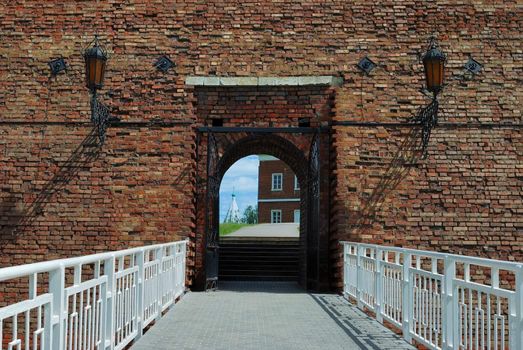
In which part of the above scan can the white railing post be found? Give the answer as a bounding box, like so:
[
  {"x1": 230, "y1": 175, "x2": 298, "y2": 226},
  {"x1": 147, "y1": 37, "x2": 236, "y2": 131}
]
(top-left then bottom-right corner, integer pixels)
[
  {"x1": 177, "y1": 242, "x2": 185, "y2": 296},
  {"x1": 31, "y1": 271, "x2": 51, "y2": 350},
  {"x1": 135, "y1": 249, "x2": 145, "y2": 340},
  {"x1": 442, "y1": 255, "x2": 455, "y2": 350},
  {"x1": 375, "y1": 247, "x2": 383, "y2": 323},
  {"x1": 183, "y1": 240, "x2": 188, "y2": 292},
  {"x1": 43, "y1": 296, "x2": 53, "y2": 350},
  {"x1": 401, "y1": 251, "x2": 412, "y2": 343},
  {"x1": 164, "y1": 243, "x2": 176, "y2": 306},
  {"x1": 512, "y1": 264, "x2": 523, "y2": 350},
  {"x1": 174, "y1": 244, "x2": 179, "y2": 296},
  {"x1": 182, "y1": 240, "x2": 188, "y2": 294},
  {"x1": 356, "y1": 244, "x2": 364, "y2": 309},
  {"x1": 49, "y1": 264, "x2": 65, "y2": 350},
  {"x1": 173, "y1": 244, "x2": 178, "y2": 296},
  {"x1": 343, "y1": 243, "x2": 348, "y2": 297},
  {"x1": 155, "y1": 246, "x2": 164, "y2": 320},
  {"x1": 183, "y1": 242, "x2": 187, "y2": 293},
  {"x1": 103, "y1": 255, "x2": 116, "y2": 350}
]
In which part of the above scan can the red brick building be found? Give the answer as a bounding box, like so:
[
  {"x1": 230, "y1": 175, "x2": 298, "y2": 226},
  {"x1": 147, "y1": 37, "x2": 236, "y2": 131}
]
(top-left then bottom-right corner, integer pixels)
[
  {"x1": 257, "y1": 155, "x2": 300, "y2": 223},
  {"x1": 0, "y1": 1, "x2": 521, "y2": 292}
]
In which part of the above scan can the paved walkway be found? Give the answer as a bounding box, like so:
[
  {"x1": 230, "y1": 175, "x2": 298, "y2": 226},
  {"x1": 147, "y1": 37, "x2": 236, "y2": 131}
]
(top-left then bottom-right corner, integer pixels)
[
  {"x1": 226, "y1": 223, "x2": 299, "y2": 238},
  {"x1": 132, "y1": 282, "x2": 415, "y2": 350}
]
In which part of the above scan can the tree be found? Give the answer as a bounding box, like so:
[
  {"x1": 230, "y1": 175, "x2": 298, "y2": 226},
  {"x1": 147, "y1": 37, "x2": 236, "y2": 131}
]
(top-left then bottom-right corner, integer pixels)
[{"x1": 241, "y1": 205, "x2": 258, "y2": 224}]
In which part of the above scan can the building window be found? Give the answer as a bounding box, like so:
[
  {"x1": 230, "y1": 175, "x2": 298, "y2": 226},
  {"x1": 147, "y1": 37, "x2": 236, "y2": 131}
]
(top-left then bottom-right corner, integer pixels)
[
  {"x1": 271, "y1": 173, "x2": 283, "y2": 191},
  {"x1": 271, "y1": 210, "x2": 282, "y2": 223},
  {"x1": 294, "y1": 175, "x2": 300, "y2": 190},
  {"x1": 293, "y1": 209, "x2": 300, "y2": 223}
]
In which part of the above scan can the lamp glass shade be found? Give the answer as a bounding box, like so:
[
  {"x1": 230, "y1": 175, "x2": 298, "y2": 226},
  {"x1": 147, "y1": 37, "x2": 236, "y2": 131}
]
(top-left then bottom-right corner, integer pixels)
[
  {"x1": 84, "y1": 43, "x2": 107, "y2": 91},
  {"x1": 423, "y1": 46, "x2": 446, "y2": 95}
]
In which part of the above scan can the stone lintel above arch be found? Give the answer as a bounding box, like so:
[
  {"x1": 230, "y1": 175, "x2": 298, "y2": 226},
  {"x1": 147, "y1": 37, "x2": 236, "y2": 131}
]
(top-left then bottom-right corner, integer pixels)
[{"x1": 185, "y1": 76, "x2": 343, "y2": 87}]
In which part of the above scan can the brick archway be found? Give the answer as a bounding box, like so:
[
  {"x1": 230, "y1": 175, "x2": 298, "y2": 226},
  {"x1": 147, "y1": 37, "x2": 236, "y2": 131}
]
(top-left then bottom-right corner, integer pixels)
[
  {"x1": 191, "y1": 84, "x2": 334, "y2": 292},
  {"x1": 214, "y1": 134, "x2": 311, "y2": 286},
  {"x1": 216, "y1": 134, "x2": 308, "y2": 186},
  {"x1": 193, "y1": 130, "x2": 330, "y2": 291}
]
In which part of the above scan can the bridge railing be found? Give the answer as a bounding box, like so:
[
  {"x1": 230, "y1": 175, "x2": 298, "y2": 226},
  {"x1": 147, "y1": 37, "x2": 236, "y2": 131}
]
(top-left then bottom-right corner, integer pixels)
[
  {"x1": 0, "y1": 239, "x2": 188, "y2": 350},
  {"x1": 341, "y1": 241, "x2": 523, "y2": 350}
]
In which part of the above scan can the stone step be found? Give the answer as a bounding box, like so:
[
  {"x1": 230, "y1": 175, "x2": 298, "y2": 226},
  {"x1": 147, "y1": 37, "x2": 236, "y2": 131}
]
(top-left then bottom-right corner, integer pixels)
[
  {"x1": 218, "y1": 268, "x2": 298, "y2": 276},
  {"x1": 219, "y1": 275, "x2": 298, "y2": 281},
  {"x1": 218, "y1": 239, "x2": 300, "y2": 281},
  {"x1": 219, "y1": 265, "x2": 299, "y2": 272},
  {"x1": 219, "y1": 258, "x2": 298, "y2": 264},
  {"x1": 220, "y1": 244, "x2": 300, "y2": 250}
]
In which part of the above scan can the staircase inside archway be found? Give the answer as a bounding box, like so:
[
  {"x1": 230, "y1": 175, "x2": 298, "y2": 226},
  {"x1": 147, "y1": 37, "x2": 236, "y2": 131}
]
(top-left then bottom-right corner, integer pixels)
[{"x1": 219, "y1": 237, "x2": 299, "y2": 281}]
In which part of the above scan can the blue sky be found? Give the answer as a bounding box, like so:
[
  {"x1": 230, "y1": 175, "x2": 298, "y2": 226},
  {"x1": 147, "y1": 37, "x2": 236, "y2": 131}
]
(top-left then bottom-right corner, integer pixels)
[{"x1": 219, "y1": 155, "x2": 259, "y2": 222}]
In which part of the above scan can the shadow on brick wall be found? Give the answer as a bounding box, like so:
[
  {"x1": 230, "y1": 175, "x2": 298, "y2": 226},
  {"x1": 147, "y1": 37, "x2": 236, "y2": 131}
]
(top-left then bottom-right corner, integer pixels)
[
  {"x1": 0, "y1": 129, "x2": 101, "y2": 238},
  {"x1": 348, "y1": 125, "x2": 424, "y2": 241}
]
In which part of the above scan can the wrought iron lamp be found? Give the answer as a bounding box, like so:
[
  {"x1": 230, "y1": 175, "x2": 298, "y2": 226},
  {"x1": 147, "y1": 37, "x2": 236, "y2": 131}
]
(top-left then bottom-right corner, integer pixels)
[
  {"x1": 84, "y1": 36, "x2": 110, "y2": 143},
  {"x1": 416, "y1": 37, "x2": 446, "y2": 157},
  {"x1": 422, "y1": 37, "x2": 446, "y2": 99}
]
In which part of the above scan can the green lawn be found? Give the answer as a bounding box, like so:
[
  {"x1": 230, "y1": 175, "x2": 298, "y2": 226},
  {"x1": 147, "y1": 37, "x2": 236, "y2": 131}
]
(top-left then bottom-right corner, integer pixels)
[{"x1": 219, "y1": 223, "x2": 253, "y2": 236}]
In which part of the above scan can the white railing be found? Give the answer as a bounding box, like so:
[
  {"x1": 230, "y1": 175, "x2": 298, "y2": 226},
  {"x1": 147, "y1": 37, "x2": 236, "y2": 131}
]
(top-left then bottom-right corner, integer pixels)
[
  {"x1": 342, "y1": 241, "x2": 523, "y2": 350},
  {"x1": 0, "y1": 239, "x2": 188, "y2": 350}
]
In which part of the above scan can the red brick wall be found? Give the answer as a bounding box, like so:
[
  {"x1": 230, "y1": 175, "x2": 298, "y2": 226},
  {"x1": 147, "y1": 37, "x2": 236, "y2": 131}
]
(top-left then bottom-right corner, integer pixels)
[
  {"x1": 258, "y1": 202, "x2": 300, "y2": 224},
  {"x1": 258, "y1": 159, "x2": 300, "y2": 197},
  {"x1": 258, "y1": 158, "x2": 300, "y2": 223},
  {"x1": 0, "y1": 125, "x2": 195, "y2": 265},
  {"x1": 0, "y1": 1, "x2": 521, "y2": 292}
]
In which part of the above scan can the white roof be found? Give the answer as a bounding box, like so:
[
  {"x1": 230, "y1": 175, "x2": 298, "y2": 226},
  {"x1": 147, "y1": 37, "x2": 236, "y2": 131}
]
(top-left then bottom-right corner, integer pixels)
[
  {"x1": 224, "y1": 194, "x2": 241, "y2": 223},
  {"x1": 258, "y1": 154, "x2": 279, "y2": 161}
]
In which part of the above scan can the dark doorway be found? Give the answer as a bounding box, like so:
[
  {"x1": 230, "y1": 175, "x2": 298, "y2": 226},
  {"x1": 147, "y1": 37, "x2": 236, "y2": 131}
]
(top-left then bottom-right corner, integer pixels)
[
  {"x1": 196, "y1": 132, "x2": 328, "y2": 291},
  {"x1": 217, "y1": 154, "x2": 302, "y2": 282}
]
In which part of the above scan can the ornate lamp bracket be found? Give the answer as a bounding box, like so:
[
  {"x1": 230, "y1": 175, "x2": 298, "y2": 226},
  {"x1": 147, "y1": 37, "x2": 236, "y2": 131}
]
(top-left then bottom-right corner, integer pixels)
[
  {"x1": 414, "y1": 99, "x2": 439, "y2": 158},
  {"x1": 90, "y1": 94, "x2": 111, "y2": 144}
]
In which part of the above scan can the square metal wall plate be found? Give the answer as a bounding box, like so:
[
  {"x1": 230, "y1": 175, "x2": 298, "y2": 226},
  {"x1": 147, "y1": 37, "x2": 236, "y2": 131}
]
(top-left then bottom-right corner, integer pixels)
[
  {"x1": 357, "y1": 56, "x2": 377, "y2": 75},
  {"x1": 154, "y1": 55, "x2": 174, "y2": 73},
  {"x1": 48, "y1": 58, "x2": 67, "y2": 75},
  {"x1": 464, "y1": 57, "x2": 482, "y2": 74}
]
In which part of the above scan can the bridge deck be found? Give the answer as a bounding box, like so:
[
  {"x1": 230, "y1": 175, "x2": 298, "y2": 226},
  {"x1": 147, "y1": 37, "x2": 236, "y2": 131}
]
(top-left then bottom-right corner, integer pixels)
[{"x1": 131, "y1": 281, "x2": 415, "y2": 350}]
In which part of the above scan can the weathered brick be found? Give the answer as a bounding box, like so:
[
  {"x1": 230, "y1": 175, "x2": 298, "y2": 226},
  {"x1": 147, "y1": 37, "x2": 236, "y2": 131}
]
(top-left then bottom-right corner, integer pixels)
[{"x1": 0, "y1": 1, "x2": 520, "y2": 295}]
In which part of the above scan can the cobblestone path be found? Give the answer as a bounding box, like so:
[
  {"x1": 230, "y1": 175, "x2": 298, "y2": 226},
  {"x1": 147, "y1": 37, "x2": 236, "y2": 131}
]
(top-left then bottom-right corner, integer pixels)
[{"x1": 132, "y1": 281, "x2": 415, "y2": 350}]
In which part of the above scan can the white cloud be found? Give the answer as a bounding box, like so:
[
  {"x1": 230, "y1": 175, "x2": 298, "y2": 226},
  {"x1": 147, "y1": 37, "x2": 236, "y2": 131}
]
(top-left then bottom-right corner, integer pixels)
[
  {"x1": 223, "y1": 155, "x2": 259, "y2": 178},
  {"x1": 219, "y1": 155, "x2": 259, "y2": 222},
  {"x1": 220, "y1": 176, "x2": 258, "y2": 194}
]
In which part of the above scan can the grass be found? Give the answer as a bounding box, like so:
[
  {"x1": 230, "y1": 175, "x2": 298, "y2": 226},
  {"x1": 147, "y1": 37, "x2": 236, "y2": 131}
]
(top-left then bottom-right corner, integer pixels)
[{"x1": 219, "y1": 223, "x2": 253, "y2": 236}]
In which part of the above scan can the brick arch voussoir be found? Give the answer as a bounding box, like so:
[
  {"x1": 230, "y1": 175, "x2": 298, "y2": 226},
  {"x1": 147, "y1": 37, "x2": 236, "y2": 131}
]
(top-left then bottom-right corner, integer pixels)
[{"x1": 216, "y1": 134, "x2": 308, "y2": 189}]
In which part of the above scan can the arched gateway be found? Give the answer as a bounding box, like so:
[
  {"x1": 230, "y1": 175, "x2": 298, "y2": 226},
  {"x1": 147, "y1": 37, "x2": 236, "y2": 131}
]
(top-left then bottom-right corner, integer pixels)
[{"x1": 189, "y1": 78, "x2": 339, "y2": 291}]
